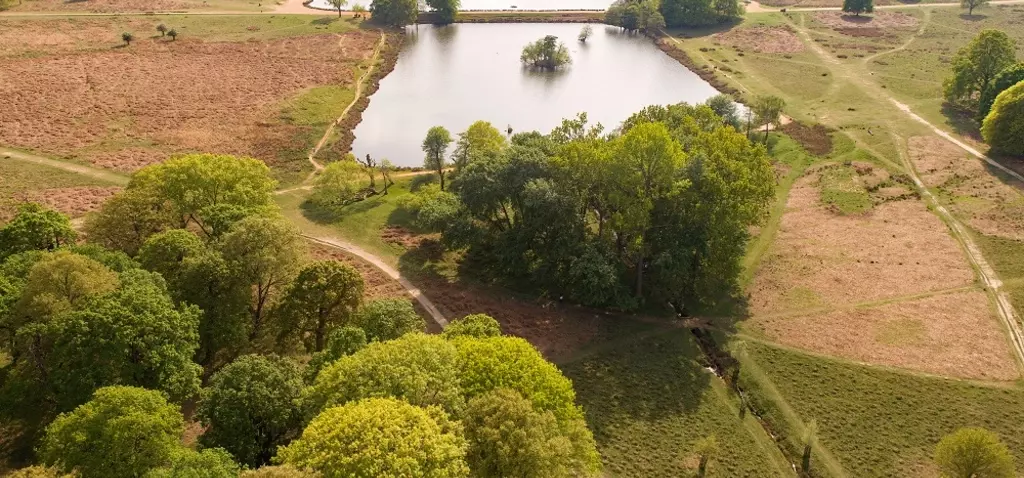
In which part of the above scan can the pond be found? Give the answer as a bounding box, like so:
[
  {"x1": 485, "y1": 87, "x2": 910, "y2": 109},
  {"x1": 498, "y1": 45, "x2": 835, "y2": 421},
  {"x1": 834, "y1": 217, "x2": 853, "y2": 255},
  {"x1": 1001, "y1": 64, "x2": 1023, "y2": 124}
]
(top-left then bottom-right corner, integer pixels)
[
  {"x1": 350, "y1": 23, "x2": 723, "y2": 167},
  {"x1": 307, "y1": 0, "x2": 611, "y2": 10}
]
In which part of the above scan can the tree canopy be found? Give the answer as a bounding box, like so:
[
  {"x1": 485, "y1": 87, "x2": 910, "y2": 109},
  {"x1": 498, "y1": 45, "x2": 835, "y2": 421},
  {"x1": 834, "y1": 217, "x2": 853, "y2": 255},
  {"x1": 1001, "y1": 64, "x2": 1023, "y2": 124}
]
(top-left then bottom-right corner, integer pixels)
[
  {"x1": 440, "y1": 104, "x2": 773, "y2": 313},
  {"x1": 606, "y1": 0, "x2": 665, "y2": 32},
  {"x1": 39, "y1": 386, "x2": 185, "y2": 478},
  {"x1": 842, "y1": 0, "x2": 873, "y2": 16},
  {"x1": 144, "y1": 448, "x2": 241, "y2": 478},
  {"x1": 944, "y1": 29, "x2": 1018, "y2": 108},
  {"x1": 0, "y1": 203, "x2": 77, "y2": 261},
  {"x1": 276, "y1": 398, "x2": 470, "y2": 478},
  {"x1": 351, "y1": 297, "x2": 425, "y2": 342},
  {"x1": 934, "y1": 427, "x2": 1016, "y2": 478},
  {"x1": 426, "y1": 0, "x2": 460, "y2": 23},
  {"x1": 369, "y1": 0, "x2": 419, "y2": 26},
  {"x1": 981, "y1": 80, "x2": 1024, "y2": 156},
  {"x1": 979, "y1": 62, "x2": 1024, "y2": 119},
  {"x1": 453, "y1": 121, "x2": 507, "y2": 171},
  {"x1": 306, "y1": 333, "x2": 463, "y2": 415},
  {"x1": 198, "y1": 355, "x2": 306, "y2": 468},
  {"x1": 442, "y1": 313, "x2": 502, "y2": 339},
  {"x1": 657, "y1": 0, "x2": 741, "y2": 27},
  {"x1": 521, "y1": 35, "x2": 572, "y2": 69},
  {"x1": 464, "y1": 388, "x2": 601, "y2": 477},
  {"x1": 423, "y1": 126, "x2": 453, "y2": 190},
  {"x1": 275, "y1": 260, "x2": 364, "y2": 352}
]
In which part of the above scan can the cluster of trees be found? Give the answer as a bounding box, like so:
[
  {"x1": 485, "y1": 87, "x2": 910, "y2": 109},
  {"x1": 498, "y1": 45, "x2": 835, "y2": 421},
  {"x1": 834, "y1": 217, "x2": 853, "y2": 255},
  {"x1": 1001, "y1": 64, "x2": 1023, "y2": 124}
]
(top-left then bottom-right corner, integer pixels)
[
  {"x1": 520, "y1": 35, "x2": 572, "y2": 70},
  {"x1": 364, "y1": 0, "x2": 459, "y2": 26},
  {"x1": 944, "y1": 29, "x2": 1024, "y2": 155},
  {"x1": 403, "y1": 99, "x2": 775, "y2": 314},
  {"x1": 606, "y1": 0, "x2": 741, "y2": 29},
  {"x1": 0, "y1": 153, "x2": 599, "y2": 476},
  {"x1": 605, "y1": 0, "x2": 665, "y2": 33},
  {"x1": 310, "y1": 153, "x2": 396, "y2": 209}
]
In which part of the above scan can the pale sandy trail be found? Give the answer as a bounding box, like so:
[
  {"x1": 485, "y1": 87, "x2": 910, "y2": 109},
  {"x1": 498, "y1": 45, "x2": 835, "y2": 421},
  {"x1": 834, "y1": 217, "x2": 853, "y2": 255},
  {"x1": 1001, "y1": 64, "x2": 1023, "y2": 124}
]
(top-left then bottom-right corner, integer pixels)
[
  {"x1": 1, "y1": 148, "x2": 129, "y2": 186},
  {"x1": 302, "y1": 234, "x2": 448, "y2": 327}
]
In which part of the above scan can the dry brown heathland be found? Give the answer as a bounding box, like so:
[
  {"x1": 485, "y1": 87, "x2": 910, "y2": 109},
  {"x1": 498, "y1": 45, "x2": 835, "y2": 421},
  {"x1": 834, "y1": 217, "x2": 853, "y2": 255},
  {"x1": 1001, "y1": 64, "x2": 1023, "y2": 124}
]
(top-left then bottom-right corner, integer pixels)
[
  {"x1": 909, "y1": 136, "x2": 1024, "y2": 240},
  {"x1": 712, "y1": 26, "x2": 805, "y2": 54},
  {"x1": 749, "y1": 173, "x2": 975, "y2": 315},
  {"x1": 0, "y1": 26, "x2": 376, "y2": 175},
  {"x1": 755, "y1": 289, "x2": 1018, "y2": 380}
]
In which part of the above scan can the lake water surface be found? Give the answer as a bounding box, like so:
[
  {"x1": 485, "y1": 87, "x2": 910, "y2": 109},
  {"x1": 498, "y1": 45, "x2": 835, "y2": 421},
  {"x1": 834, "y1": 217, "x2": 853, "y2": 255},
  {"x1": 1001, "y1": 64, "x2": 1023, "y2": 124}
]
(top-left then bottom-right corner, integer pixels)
[
  {"x1": 307, "y1": 0, "x2": 611, "y2": 10},
  {"x1": 351, "y1": 23, "x2": 722, "y2": 167}
]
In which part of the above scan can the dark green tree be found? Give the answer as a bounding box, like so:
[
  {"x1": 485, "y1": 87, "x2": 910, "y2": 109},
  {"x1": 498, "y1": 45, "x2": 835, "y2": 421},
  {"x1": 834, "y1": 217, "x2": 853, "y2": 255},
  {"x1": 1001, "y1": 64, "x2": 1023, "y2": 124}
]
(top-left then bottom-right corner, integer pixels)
[
  {"x1": 982, "y1": 81, "x2": 1024, "y2": 156},
  {"x1": 197, "y1": 355, "x2": 305, "y2": 468},
  {"x1": 369, "y1": 0, "x2": 419, "y2": 26},
  {"x1": 944, "y1": 29, "x2": 1017, "y2": 108},
  {"x1": 426, "y1": 0, "x2": 460, "y2": 23},
  {"x1": 842, "y1": 0, "x2": 873, "y2": 16},
  {"x1": 978, "y1": 62, "x2": 1024, "y2": 119},
  {"x1": 275, "y1": 260, "x2": 364, "y2": 352}
]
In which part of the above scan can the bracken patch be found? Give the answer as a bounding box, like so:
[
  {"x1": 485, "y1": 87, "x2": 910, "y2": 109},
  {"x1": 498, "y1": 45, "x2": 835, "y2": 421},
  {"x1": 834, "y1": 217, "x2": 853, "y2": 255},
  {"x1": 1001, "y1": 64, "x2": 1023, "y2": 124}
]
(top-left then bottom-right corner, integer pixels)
[
  {"x1": 748, "y1": 174, "x2": 975, "y2": 314},
  {"x1": 752, "y1": 289, "x2": 1019, "y2": 381},
  {"x1": 713, "y1": 26, "x2": 805, "y2": 54}
]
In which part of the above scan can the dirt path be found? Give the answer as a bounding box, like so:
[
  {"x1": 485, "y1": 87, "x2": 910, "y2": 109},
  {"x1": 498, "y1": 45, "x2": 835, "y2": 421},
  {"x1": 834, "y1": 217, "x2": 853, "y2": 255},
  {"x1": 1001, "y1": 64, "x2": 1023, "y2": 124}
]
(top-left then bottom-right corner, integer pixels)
[
  {"x1": 302, "y1": 234, "x2": 448, "y2": 327},
  {"x1": 1, "y1": 147, "x2": 130, "y2": 186},
  {"x1": 301, "y1": 31, "x2": 386, "y2": 183}
]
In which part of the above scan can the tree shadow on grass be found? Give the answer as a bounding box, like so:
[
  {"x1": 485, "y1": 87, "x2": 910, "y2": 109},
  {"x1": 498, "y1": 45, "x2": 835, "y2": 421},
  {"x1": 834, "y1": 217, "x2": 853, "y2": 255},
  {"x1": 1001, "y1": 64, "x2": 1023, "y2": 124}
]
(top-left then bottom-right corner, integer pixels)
[
  {"x1": 941, "y1": 102, "x2": 982, "y2": 141},
  {"x1": 984, "y1": 153, "x2": 1024, "y2": 189},
  {"x1": 561, "y1": 329, "x2": 714, "y2": 431},
  {"x1": 958, "y1": 13, "x2": 988, "y2": 21}
]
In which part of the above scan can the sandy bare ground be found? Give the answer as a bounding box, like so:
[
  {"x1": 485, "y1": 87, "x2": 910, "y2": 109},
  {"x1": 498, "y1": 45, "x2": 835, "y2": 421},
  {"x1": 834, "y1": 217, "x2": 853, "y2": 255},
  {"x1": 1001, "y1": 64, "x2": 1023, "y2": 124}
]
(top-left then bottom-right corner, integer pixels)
[
  {"x1": 749, "y1": 174, "x2": 975, "y2": 315},
  {"x1": 753, "y1": 289, "x2": 1019, "y2": 380},
  {"x1": 0, "y1": 31, "x2": 375, "y2": 173},
  {"x1": 713, "y1": 25, "x2": 805, "y2": 54},
  {"x1": 909, "y1": 136, "x2": 1024, "y2": 240}
]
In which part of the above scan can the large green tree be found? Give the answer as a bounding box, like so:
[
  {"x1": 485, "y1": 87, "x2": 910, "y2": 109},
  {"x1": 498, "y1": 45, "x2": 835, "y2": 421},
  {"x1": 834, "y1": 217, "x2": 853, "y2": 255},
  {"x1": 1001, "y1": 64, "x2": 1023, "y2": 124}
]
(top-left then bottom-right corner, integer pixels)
[
  {"x1": 219, "y1": 216, "x2": 306, "y2": 342},
  {"x1": 275, "y1": 260, "x2": 364, "y2": 352},
  {"x1": 944, "y1": 29, "x2": 1017, "y2": 108},
  {"x1": 426, "y1": 0, "x2": 459, "y2": 23},
  {"x1": 981, "y1": 80, "x2": 1024, "y2": 155},
  {"x1": 83, "y1": 188, "x2": 173, "y2": 256},
  {"x1": 658, "y1": 0, "x2": 740, "y2": 27},
  {"x1": 306, "y1": 333, "x2": 463, "y2": 415},
  {"x1": 441, "y1": 313, "x2": 502, "y2": 339},
  {"x1": 842, "y1": 0, "x2": 873, "y2": 16},
  {"x1": 7, "y1": 269, "x2": 202, "y2": 411},
  {"x1": 934, "y1": 427, "x2": 1015, "y2": 478},
  {"x1": 0, "y1": 203, "x2": 77, "y2": 260},
  {"x1": 197, "y1": 355, "x2": 306, "y2": 468},
  {"x1": 369, "y1": 0, "x2": 419, "y2": 26},
  {"x1": 13, "y1": 251, "x2": 119, "y2": 325},
  {"x1": 139, "y1": 229, "x2": 249, "y2": 367},
  {"x1": 464, "y1": 388, "x2": 601, "y2": 477},
  {"x1": 452, "y1": 121, "x2": 507, "y2": 171},
  {"x1": 39, "y1": 386, "x2": 185, "y2": 478},
  {"x1": 978, "y1": 62, "x2": 1024, "y2": 119},
  {"x1": 276, "y1": 398, "x2": 469, "y2": 478}
]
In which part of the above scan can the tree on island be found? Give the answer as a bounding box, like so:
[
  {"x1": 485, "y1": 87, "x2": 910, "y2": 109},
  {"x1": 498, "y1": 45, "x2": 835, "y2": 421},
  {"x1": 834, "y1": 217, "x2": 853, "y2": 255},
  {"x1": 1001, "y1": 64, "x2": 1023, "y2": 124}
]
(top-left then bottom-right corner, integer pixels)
[
  {"x1": 961, "y1": 0, "x2": 988, "y2": 15},
  {"x1": 328, "y1": 0, "x2": 347, "y2": 17},
  {"x1": 520, "y1": 35, "x2": 571, "y2": 70},
  {"x1": 578, "y1": 25, "x2": 593, "y2": 42},
  {"x1": 842, "y1": 0, "x2": 873, "y2": 16}
]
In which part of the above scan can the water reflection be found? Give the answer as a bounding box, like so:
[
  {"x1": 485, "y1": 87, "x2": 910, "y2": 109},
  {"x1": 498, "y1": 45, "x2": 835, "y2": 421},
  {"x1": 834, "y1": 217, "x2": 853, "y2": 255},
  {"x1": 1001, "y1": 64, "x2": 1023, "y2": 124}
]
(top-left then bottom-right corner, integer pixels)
[{"x1": 351, "y1": 23, "x2": 722, "y2": 166}]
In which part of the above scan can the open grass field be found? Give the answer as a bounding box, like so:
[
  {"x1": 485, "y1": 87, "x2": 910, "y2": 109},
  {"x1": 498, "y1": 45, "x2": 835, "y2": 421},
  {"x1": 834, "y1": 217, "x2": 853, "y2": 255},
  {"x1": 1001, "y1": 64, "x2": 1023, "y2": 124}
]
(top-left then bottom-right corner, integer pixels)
[
  {"x1": 0, "y1": 155, "x2": 120, "y2": 219},
  {"x1": 737, "y1": 339, "x2": 1024, "y2": 477},
  {"x1": 0, "y1": 14, "x2": 378, "y2": 185},
  {"x1": 562, "y1": 329, "x2": 795, "y2": 477}
]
